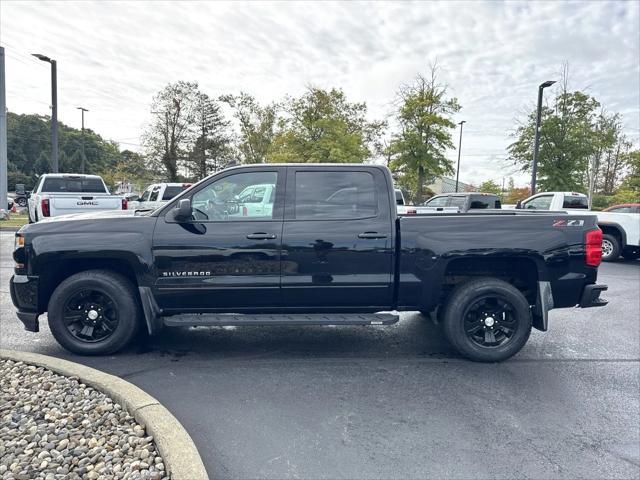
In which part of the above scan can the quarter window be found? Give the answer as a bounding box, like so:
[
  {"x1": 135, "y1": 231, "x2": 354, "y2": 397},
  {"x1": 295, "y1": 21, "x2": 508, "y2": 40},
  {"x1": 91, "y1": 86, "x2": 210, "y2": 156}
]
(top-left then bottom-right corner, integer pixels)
[{"x1": 294, "y1": 171, "x2": 376, "y2": 219}]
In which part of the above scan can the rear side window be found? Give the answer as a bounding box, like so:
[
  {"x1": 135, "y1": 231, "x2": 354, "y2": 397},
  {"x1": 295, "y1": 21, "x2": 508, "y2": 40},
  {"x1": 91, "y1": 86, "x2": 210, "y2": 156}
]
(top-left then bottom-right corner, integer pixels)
[
  {"x1": 42, "y1": 177, "x2": 107, "y2": 193},
  {"x1": 294, "y1": 171, "x2": 376, "y2": 219},
  {"x1": 469, "y1": 196, "x2": 499, "y2": 209},
  {"x1": 448, "y1": 196, "x2": 466, "y2": 208},
  {"x1": 563, "y1": 196, "x2": 588, "y2": 209},
  {"x1": 395, "y1": 190, "x2": 405, "y2": 205},
  {"x1": 162, "y1": 186, "x2": 186, "y2": 200}
]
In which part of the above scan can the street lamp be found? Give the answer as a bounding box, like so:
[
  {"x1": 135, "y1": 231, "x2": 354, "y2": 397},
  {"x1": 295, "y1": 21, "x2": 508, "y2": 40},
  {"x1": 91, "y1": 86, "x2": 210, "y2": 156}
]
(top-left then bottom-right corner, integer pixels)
[
  {"x1": 77, "y1": 107, "x2": 89, "y2": 173},
  {"x1": 32, "y1": 53, "x2": 58, "y2": 173},
  {"x1": 530, "y1": 80, "x2": 556, "y2": 195},
  {"x1": 455, "y1": 120, "x2": 466, "y2": 193}
]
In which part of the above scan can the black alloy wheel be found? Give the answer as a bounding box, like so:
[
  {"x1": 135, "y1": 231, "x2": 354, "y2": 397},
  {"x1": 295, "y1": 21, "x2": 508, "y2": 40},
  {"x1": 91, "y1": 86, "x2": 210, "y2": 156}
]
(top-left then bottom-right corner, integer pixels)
[
  {"x1": 463, "y1": 296, "x2": 518, "y2": 348},
  {"x1": 62, "y1": 289, "x2": 119, "y2": 343}
]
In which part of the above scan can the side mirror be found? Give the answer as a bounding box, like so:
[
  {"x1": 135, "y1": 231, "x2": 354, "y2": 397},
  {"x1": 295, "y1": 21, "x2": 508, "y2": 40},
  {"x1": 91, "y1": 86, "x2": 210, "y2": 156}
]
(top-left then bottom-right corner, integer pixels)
[
  {"x1": 515, "y1": 200, "x2": 522, "y2": 209},
  {"x1": 174, "y1": 198, "x2": 192, "y2": 221}
]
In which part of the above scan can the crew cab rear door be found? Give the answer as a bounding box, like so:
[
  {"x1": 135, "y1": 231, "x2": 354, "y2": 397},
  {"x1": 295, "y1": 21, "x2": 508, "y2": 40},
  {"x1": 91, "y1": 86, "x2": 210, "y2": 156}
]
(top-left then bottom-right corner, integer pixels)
[{"x1": 280, "y1": 167, "x2": 394, "y2": 309}]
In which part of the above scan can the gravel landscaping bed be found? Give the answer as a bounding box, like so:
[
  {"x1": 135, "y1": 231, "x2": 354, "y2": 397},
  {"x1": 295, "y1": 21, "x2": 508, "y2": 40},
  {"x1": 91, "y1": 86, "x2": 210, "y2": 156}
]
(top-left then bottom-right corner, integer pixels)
[{"x1": 0, "y1": 359, "x2": 170, "y2": 480}]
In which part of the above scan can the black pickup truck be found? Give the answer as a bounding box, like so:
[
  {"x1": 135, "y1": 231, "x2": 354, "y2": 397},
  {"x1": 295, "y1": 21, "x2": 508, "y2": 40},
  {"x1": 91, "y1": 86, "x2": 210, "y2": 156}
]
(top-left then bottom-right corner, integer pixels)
[{"x1": 11, "y1": 164, "x2": 607, "y2": 362}]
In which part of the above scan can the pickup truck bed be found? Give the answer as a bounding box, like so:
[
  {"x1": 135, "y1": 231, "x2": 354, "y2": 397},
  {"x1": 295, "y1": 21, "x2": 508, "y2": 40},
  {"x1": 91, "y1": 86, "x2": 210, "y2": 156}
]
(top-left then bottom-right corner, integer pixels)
[{"x1": 11, "y1": 164, "x2": 607, "y2": 362}]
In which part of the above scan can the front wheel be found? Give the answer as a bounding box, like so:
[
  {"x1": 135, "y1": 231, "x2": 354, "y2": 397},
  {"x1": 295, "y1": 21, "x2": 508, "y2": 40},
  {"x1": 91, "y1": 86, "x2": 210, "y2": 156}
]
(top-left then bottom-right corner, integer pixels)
[
  {"x1": 17, "y1": 197, "x2": 28, "y2": 207},
  {"x1": 48, "y1": 270, "x2": 141, "y2": 355},
  {"x1": 601, "y1": 234, "x2": 620, "y2": 262},
  {"x1": 442, "y1": 278, "x2": 532, "y2": 362}
]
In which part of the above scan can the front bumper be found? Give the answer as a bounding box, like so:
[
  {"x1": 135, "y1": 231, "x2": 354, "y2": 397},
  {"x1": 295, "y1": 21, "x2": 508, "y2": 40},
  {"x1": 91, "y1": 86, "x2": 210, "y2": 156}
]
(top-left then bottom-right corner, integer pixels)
[
  {"x1": 9, "y1": 274, "x2": 40, "y2": 332},
  {"x1": 579, "y1": 284, "x2": 608, "y2": 308}
]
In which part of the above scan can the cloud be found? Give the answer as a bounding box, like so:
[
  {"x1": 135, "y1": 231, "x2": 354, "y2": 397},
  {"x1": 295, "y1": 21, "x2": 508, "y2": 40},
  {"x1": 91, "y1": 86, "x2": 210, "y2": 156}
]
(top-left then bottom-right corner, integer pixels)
[{"x1": 1, "y1": 0, "x2": 638, "y2": 185}]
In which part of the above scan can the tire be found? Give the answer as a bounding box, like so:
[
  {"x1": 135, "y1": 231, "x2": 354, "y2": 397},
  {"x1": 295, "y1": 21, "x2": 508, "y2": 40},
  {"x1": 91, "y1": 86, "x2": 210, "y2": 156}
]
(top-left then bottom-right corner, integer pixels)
[
  {"x1": 17, "y1": 198, "x2": 27, "y2": 207},
  {"x1": 48, "y1": 270, "x2": 141, "y2": 355},
  {"x1": 601, "y1": 234, "x2": 620, "y2": 262},
  {"x1": 442, "y1": 278, "x2": 532, "y2": 362}
]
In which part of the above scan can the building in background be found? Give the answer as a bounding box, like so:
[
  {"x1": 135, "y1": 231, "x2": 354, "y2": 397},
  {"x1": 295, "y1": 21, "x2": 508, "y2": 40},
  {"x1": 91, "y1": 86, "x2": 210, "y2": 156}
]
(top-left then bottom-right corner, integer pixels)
[{"x1": 427, "y1": 177, "x2": 476, "y2": 195}]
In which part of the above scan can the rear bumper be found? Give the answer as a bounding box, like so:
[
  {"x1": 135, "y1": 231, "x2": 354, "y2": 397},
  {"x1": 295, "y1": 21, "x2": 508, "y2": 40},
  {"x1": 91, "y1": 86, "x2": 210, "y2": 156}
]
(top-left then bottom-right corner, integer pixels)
[
  {"x1": 10, "y1": 274, "x2": 40, "y2": 332},
  {"x1": 579, "y1": 284, "x2": 608, "y2": 308}
]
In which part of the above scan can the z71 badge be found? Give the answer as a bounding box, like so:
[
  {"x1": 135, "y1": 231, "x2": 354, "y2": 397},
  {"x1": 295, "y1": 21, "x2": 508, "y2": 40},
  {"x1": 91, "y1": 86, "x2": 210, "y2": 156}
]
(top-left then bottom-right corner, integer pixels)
[{"x1": 553, "y1": 219, "x2": 584, "y2": 227}]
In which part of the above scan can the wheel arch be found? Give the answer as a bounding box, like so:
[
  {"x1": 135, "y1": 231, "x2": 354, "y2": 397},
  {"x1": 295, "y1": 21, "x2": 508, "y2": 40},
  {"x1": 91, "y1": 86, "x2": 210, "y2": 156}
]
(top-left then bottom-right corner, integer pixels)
[
  {"x1": 37, "y1": 257, "x2": 140, "y2": 313},
  {"x1": 598, "y1": 222, "x2": 626, "y2": 248}
]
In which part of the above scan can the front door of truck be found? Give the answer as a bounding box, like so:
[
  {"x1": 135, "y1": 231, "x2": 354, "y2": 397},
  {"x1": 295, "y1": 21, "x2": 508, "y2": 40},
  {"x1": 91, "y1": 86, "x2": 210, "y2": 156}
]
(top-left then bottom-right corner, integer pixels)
[
  {"x1": 280, "y1": 168, "x2": 394, "y2": 309},
  {"x1": 152, "y1": 168, "x2": 285, "y2": 313}
]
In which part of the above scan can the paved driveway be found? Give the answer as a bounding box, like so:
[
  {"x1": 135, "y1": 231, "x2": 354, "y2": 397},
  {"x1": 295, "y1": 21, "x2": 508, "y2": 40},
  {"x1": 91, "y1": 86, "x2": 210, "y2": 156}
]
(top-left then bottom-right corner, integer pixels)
[{"x1": 1, "y1": 229, "x2": 639, "y2": 479}]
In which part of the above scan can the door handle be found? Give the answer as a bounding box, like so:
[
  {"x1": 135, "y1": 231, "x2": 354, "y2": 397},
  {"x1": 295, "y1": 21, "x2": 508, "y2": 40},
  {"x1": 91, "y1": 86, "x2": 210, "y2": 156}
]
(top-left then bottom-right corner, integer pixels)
[
  {"x1": 246, "y1": 233, "x2": 277, "y2": 240},
  {"x1": 358, "y1": 232, "x2": 387, "y2": 239}
]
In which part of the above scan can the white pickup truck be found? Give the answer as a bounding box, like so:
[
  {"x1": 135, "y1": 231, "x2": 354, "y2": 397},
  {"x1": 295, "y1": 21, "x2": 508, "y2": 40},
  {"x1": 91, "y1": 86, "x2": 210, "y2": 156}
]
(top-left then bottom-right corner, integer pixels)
[
  {"x1": 516, "y1": 191, "x2": 640, "y2": 261},
  {"x1": 127, "y1": 183, "x2": 192, "y2": 211},
  {"x1": 28, "y1": 174, "x2": 126, "y2": 223}
]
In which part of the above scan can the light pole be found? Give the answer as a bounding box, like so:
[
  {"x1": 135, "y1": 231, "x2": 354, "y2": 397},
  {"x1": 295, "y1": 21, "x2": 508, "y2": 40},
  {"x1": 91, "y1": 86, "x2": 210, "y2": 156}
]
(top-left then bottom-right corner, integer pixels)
[
  {"x1": 77, "y1": 107, "x2": 88, "y2": 173},
  {"x1": 531, "y1": 80, "x2": 556, "y2": 195},
  {"x1": 455, "y1": 120, "x2": 466, "y2": 193},
  {"x1": 32, "y1": 53, "x2": 58, "y2": 173}
]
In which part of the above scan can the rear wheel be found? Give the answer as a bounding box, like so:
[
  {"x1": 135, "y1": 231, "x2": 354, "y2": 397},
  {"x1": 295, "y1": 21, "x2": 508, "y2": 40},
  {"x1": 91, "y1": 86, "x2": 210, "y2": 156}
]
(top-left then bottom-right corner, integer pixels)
[
  {"x1": 601, "y1": 234, "x2": 620, "y2": 262},
  {"x1": 17, "y1": 197, "x2": 28, "y2": 207},
  {"x1": 442, "y1": 278, "x2": 532, "y2": 362},
  {"x1": 48, "y1": 270, "x2": 141, "y2": 355}
]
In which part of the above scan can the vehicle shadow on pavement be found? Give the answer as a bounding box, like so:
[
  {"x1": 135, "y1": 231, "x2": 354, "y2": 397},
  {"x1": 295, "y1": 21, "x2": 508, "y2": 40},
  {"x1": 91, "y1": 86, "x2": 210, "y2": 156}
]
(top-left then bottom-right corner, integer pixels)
[{"x1": 131, "y1": 313, "x2": 460, "y2": 362}]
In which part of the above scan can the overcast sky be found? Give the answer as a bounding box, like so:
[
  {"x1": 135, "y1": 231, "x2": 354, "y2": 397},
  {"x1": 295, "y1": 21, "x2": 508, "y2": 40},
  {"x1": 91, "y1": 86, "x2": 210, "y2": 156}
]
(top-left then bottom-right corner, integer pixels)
[{"x1": 1, "y1": 1, "x2": 638, "y2": 185}]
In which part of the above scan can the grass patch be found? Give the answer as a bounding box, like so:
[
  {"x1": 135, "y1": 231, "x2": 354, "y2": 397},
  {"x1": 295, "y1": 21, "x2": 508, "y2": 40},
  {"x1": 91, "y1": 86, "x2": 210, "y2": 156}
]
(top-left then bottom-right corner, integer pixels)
[{"x1": 0, "y1": 214, "x2": 29, "y2": 229}]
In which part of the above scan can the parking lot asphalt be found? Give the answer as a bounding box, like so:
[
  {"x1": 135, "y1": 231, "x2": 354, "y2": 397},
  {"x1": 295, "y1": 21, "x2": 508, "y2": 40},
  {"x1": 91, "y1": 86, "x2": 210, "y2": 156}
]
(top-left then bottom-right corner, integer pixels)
[{"x1": 1, "y1": 229, "x2": 639, "y2": 479}]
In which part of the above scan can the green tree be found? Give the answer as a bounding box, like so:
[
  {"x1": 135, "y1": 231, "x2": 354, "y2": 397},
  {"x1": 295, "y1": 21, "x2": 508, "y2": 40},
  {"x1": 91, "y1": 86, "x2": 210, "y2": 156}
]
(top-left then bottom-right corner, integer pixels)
[
  {"x1": 220, "y1": 92, "x2": 277, "y2": 164},
  {"x1": 611, "y1": 150, "x2": 640, "y2": 203},
  {"x1": 477, "y1": 180, "x2": 502, "y2": 195},
  {"x1": 186, "y1": 92, "x2": 232, "y2": 179},
  {"x1": 508, "y1": 75, "x2": 600, "y2": 192},
  {"x1": 143, "y1": 81, "x2": 200, "y2": 181},
  {"x1": 388, "y1": 65, "x2": 461, "y2": 203},
  {"x1": 267, "y1": 87, "x2": 383, "y2": 163}
]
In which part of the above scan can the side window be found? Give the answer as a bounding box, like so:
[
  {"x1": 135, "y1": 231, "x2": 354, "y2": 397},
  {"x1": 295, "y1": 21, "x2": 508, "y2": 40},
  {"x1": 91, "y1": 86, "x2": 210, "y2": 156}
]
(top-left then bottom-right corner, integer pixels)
[
  {"x1": 250, "y1": 186, "x2": 267, "y2": 203},
  {"x1": 140, "y1": 188, "x2": 151, "y2": 202},
  {"x1": 191, "y1": 172, "x2": 278, "y2": 221},
  {"x1": 562, "y1": 196, "x2": 588, "y2": 209},
  {"x1": 149, "y1": 187, "x2": 161, "y2": 202},
  {"x1": 425, "y1": 196, "x2": 448, "y2": 207},
  {"x1": 448, "y1": 196, "x2": 466, "y2": 208},
  {"x1": 294, "y1": 171, "x2": 376, "y2": 220},
  {"x1": 523, "y1": 195, "x2": 553, "y2": 210}
]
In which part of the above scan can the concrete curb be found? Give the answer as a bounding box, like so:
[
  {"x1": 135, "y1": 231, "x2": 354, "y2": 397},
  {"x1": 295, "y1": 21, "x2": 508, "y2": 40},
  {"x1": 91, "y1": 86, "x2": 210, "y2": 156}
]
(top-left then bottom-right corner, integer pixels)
[{"x1": 0, "y1": 349, "x2": 209, "y2": 480}]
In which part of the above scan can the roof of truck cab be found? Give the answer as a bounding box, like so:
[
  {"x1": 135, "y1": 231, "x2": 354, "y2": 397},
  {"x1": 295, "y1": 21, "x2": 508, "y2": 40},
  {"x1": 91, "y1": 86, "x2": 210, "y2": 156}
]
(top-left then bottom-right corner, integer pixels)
[{"x1": 40, "y1": 173, "x2": 103, "y2": 179}]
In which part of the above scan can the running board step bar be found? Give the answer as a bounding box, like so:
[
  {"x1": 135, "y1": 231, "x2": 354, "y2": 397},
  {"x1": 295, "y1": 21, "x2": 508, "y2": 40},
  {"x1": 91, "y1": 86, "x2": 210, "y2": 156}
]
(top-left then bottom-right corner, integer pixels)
[{"x1": 162, "y1": 313, "x2": 399, "y2": 327}]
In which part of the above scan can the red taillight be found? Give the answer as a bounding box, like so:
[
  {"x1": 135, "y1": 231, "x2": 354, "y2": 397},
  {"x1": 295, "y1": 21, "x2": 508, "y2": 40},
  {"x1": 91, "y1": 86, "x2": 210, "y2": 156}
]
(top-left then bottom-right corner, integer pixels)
[
  {"x1": 242, "y1": 206, "x2": 248, "y2": 216},
  {"x1": 41, "y1": 199, "x2": 50, "y2": 217},
  {"x1": 407, "y1": 209, "x2": 417, "y2": 215},
  {"x1": 121, "y1": 198, "x2": 128, "y2": 210},
  {"x1": 585, "y1": 229, "x2": 602, "y2": 267}
]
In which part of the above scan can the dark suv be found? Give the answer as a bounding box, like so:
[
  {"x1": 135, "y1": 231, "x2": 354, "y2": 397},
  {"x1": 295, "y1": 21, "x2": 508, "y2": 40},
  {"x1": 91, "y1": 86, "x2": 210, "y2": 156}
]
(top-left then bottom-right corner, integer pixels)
[{"x1": 423, "y1": 192, "x2": 501, "y2": 212}]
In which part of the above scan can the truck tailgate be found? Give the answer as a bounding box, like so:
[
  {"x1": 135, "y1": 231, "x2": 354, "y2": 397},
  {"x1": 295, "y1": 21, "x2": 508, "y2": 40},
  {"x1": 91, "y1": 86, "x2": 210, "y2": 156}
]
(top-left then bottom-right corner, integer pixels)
[{"x1": 50, "y1": 195, "x2": 121, "y2": 215}]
